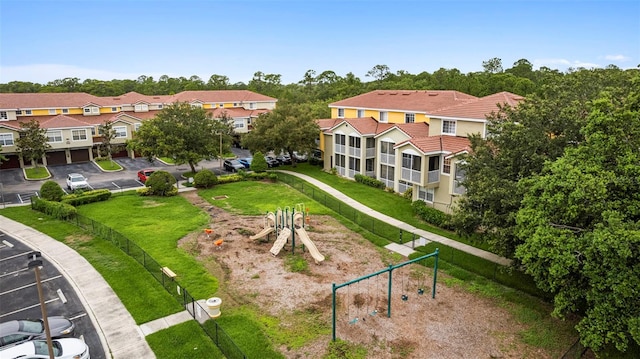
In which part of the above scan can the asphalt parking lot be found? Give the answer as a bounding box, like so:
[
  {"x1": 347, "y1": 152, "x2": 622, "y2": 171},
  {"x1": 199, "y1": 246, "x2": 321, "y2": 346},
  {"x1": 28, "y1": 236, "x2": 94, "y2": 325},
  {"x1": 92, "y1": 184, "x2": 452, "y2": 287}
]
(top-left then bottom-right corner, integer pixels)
[{"x1": 0, "y1": 232, "x2": 105, "y2": 358}]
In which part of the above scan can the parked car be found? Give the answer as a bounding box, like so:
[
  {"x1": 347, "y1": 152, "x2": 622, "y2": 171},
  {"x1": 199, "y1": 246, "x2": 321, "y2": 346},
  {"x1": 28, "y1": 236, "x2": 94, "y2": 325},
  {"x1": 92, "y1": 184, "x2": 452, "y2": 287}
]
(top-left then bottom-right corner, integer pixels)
[
  {"x1": 0, "y1": 338, "x2": 89, "y2": 359},
  {"x1": 65, "y1": 173, "x2": 89, "y2": 191},
  {"x1": 275, "y1": 154, "x2": 291, "y2": 165},
  {"x1": 0, "y1": 317, "x2": 75, "y2": 348},
  {"x1": 292, "y1": 151, "x2": 308, "y2": 162},
  {"x1": 223, "y1": 159, "x2": 245, "y2": 172},
  {"x1": 137, "y1": 169, "x2": 155, "y2": 182},
  {"x1": 264, "y1": 156, "x2": 280, "y2": 168},
  {"x1": 237, "y1": 157, "x2": 253, "y2": 169}
]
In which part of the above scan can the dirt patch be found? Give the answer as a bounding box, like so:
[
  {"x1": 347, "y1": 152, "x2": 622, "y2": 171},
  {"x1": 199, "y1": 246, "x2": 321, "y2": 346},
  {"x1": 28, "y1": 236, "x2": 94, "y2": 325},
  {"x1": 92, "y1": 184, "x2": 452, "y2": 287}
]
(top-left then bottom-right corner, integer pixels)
[{"x1": 178, "y1": 191, "x2": 554, "y2": 358}]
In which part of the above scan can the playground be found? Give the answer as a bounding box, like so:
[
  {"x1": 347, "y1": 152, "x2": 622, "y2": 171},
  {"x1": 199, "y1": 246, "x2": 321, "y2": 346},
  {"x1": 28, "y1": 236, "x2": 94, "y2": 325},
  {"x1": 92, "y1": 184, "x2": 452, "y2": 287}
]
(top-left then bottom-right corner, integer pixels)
[{"x1": 179, "y1": 191, "x2": 557, "y2": 358}]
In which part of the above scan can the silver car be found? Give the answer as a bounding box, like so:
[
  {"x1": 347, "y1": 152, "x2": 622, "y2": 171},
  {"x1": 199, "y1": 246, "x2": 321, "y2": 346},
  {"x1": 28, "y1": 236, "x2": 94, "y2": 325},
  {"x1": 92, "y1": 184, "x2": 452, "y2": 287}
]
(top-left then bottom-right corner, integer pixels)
[
  {"x1": 0, "y1": 317, "x2": 75, "y2": 348},
  {"x1": 66, "y1": 173, "x2": 89, "y2": 191}
]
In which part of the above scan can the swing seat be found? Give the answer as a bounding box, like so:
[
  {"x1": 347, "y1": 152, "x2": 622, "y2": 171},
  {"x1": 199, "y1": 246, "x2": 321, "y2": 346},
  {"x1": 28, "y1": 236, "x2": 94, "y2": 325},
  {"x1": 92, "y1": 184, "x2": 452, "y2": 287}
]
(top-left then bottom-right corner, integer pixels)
[
  {"x1": 369, "y1": 309, "x2": 378, "y2": 316},
  {"x1": 418, "y1": 288, "x2": 424, "y2": 295},
  {"x1": 401, "y1": 294, "x2": 409, "y2": 301},
  {"x1": 349, "y1": 317, "x2": 359, "y2": 325}
]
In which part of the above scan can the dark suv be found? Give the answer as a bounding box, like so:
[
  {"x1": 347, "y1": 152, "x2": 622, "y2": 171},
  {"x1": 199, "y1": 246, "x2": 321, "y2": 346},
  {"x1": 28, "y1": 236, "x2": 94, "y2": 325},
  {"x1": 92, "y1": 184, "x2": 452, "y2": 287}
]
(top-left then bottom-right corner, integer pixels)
[{"x1": 223, "y1": 159, "x2": 245, "y2": 172}]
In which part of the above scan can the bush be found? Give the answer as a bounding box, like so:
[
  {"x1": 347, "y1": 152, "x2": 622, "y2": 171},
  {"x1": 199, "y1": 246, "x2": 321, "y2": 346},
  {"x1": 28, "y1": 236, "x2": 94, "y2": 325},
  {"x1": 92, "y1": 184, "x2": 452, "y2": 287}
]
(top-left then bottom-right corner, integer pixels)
[
  {"x1": 40, "y1": 180, "x2": 65, "y2": 202},
  {"x1": 31, "y1": 198, "x2": 77, "y2": 220},
  {"x1": 354, "y1": 174, "x2": 385, "y2": 189},
  {"x1": 194, "y1": 169, "x2": 218, "y2": 188},
  {"x1": 250, "y1": 151, "x2": 268, "y2": 172},
  {"x1": 144, "y1": 170, "x2": 177, "y2": 196},
  {"x1": 402, "y1": 187, "x2": 413, "y2": 200},
  {"x1": 62, "y1": 189, "x2": 111, "y2": 206},
  {"x1": 412, "y1": 200, "x2": 453, "y2": 229}
]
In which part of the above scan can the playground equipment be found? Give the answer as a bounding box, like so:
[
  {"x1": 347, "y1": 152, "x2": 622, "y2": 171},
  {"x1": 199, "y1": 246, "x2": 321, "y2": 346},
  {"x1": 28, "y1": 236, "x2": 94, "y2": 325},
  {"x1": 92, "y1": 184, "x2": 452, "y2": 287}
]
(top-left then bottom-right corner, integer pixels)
[
  {"x1": 331, "y1": 249, "x2": 439, "y2": 342},
  {"x1": 214, "y1": 239, "x2": 224, "y2": 250},
  {"x1": 251, "y1": 204, "x2": 324, "y2": 264},
  {"x1": 204, "y1": 228, "x2": 213, "y2": 238}
]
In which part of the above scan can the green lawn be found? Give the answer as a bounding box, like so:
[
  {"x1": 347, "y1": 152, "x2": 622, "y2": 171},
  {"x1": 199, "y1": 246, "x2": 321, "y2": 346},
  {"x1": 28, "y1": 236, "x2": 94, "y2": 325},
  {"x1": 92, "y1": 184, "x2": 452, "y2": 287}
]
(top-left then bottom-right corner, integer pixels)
[
  {"x1": 94, "y1": 159, "x2": 123, "y2": 171},
  {"x1": 24, "y1": 166, "x2": 50, "y2": 179}
]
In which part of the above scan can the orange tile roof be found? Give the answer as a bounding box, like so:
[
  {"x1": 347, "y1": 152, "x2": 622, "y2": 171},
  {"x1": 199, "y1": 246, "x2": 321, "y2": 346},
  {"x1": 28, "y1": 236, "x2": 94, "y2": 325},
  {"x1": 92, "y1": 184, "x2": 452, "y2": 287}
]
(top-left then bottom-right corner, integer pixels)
[
  {"x1": 405, "y1": 136, "x2": 471, "y2": 155},
  {"x1": 210, "y1": 107, "x2": 268, "y2": 118},
  {"x1": 317, "y1": 118, "x2": 341, "y2": 130},
  {"x1": 374, "y1": 122, "x2": 430, "y2": 139},
  {"x1": 329, "y1": 90, "x2": 477, "y2": 113},
  {"x1": 429, "y1": 91, "x2": 524, "y2": 120},
  {"x1": 0, "y1": 92, "x2": 102, "y2": 109},
  {"x1": 39, "y1": 115, "x2": 94, "y2": 129},
  {"x1": 171, "y1": 90, "x2": 277, "y2": 103}
]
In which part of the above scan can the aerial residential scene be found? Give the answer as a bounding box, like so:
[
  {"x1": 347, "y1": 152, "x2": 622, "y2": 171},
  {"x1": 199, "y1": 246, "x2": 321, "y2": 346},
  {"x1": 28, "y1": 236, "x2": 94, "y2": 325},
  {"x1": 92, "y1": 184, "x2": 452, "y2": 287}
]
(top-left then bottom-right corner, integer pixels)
[{"x1": 0, "y1": 0, "x2": 638, "y2": 358}]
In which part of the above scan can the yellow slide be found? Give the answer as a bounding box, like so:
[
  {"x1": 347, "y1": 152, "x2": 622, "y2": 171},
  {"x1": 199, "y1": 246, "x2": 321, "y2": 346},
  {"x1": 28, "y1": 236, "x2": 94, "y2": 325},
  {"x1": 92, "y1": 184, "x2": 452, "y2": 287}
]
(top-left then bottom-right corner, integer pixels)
[
  {"x1": 250, "y1": 226, "x2": 274, "y2": 240},
  {"x1": 270, "y1": 227, "x2": 291, "y2": 256},
  {"x1": 294, "y1": 227, "x2": 325, "y2": 264}
]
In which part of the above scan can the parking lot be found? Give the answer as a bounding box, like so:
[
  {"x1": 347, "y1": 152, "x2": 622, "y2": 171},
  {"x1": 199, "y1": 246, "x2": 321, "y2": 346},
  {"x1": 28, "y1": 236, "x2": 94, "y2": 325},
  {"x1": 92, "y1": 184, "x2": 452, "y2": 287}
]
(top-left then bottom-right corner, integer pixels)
[
  {"x1": 0, "y1": 151, "x2": 252, "y2": 206},
  {"x1": 0, "y1": 232, "x2": 105, "y2": 358}
]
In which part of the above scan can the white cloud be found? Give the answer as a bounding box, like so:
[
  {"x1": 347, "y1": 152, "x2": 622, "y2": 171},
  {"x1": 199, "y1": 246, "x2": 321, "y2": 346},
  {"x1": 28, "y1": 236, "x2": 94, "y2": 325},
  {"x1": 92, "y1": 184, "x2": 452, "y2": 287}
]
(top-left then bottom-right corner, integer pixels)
[
  {"x1": 533, "y1": 58, "x2": 601, "y2": 70},
  {"x1": 0, "y1": 64, "x2": 169, "y2": 84},
  {"x1": 604, "y1": 54, "x2": 630, "y2": 62}
]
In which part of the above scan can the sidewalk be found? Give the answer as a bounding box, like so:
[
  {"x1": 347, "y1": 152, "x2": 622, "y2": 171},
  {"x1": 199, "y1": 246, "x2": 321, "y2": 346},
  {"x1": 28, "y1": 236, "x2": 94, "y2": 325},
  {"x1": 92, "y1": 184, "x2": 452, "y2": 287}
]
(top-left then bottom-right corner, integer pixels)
[
  {"x1": 276, "y1": 170, "x2": 512, "y2": 266},
  {"x1": 0, "y1": 216, "x2": 156, "y2": 359}
]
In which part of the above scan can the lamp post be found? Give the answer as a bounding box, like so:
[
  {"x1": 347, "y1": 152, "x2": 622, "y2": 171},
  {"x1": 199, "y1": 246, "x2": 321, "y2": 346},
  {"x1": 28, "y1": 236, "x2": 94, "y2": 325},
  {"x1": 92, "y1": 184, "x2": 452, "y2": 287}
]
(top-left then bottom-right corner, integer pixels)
[
  {"x1": 219, "y1": 133, "x2": 223, "y2": 168},
  {"x1": 28, "y1": 252, "x2": 55, "y2": 359}
]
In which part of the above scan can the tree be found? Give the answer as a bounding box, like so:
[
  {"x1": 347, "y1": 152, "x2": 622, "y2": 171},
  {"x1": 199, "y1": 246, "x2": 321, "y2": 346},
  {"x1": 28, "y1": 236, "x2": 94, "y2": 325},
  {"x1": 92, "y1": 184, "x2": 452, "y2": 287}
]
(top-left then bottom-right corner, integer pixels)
[
  {"x1": 128, "y1": 102, "x2": 233, "y2": 173},
  {"x1": 515, "y1": 87, "x2": 640, "y2": 353},
  {"x1": 366, "y1": 64, "x2": 391, "y2": 88},
  {"x1": 144, "y1": 170, "x2": 177, "y2": 196},
  {"x1": 482, "y1": 57, "x2": 503, "y2": 73},
  {"x1": 15, "y1": 120, "x2": 50, "y2": 168},
  {"x1": 97, "y1": 120, "x2": 119, "y2": 161},
  {"x1": 250, "y1": 151, "x2": 268, "y2": 172},
  {"x1": 40, "y1": 180, "x2": 65, "y2": 201},
  {"x1": 242, "y1": 101, "x2": 319, "y2": 166}
]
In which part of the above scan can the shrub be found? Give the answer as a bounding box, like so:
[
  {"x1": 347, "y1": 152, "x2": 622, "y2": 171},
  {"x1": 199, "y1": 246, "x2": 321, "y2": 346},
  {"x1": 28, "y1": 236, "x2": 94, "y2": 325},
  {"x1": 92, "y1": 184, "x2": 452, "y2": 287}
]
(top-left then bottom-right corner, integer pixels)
[
  {"x1": 194, "y1": 169, "x2": 218, "y2": 188},
  {"x1": 62, "y1": 189, "x2": 111, "y2": 206},
  {"x1": 402, "y1": 187, "x2": 413, "y2": 200},
  {"x1": 250, "y1": 151, "x2": 268, "y2": 172},
  {"x1": 411, "y1": 200, "x2": 453, "y2": 229},
  {"x1": 40, "y1": 180, "x2": 65, "y2": 202},
  {"x1": 354, "y1": 174, "x2": 385, "y2": 189},
  {"x1": 31, "y1": 198, "x2": 77, "y2": 220},
  {"x1": 144, "y1": 170, "x2": 177, "y2": 196}
]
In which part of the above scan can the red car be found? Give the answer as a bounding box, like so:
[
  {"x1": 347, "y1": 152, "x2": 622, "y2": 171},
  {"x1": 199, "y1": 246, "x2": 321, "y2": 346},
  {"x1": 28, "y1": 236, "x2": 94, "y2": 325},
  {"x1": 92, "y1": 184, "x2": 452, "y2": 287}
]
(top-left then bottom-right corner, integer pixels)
[{"x1": 137, "y1": 169, "x2": 155, "y2": 182}]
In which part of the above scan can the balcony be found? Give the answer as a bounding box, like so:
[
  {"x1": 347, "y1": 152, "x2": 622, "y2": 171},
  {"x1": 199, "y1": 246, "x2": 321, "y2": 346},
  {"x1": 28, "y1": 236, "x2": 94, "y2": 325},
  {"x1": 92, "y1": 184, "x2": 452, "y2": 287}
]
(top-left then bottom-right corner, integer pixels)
[
  {"x1": 401, "y1": 167, "x2": 421, "y2": 183},
  {"x1": 380, "y1": 153, "x2": 395, "y2": 165},
  {"x1": 335, "y1": 166, "x2": 346, "y2": 176},
  {"x1": 348, "y1": 169, "x2": 360, "y2": 178},
  {"x1": 366, "y1": 148, "x2": 375, "y2": 158},
  {"x1": 335, "y1": 144, "x2": 345, "y2": 154},
  {"x1": 348, "y1": 147, "x2": 361, "y2": 157},
  {"x1": 453, "y1": 180, "x2": 466, "y2": 194},
  {"x1": 427, "y1": 169, "x2": 440, "y2": 184}
]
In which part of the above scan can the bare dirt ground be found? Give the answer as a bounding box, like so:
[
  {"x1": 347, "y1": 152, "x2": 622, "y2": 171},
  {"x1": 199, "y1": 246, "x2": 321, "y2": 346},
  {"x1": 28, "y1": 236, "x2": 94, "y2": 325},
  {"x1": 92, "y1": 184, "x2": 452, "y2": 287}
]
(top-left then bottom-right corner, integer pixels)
[{"x1": 178, "y1": 191, "x2": 557, "y2": 359}]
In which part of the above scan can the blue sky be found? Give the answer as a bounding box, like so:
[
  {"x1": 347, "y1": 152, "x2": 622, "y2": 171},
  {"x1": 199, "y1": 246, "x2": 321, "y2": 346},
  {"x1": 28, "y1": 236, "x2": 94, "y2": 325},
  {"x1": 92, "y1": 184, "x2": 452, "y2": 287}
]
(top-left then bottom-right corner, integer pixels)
[{"x1": 1, "y1": 0, "x2": 638, "y2": 85}]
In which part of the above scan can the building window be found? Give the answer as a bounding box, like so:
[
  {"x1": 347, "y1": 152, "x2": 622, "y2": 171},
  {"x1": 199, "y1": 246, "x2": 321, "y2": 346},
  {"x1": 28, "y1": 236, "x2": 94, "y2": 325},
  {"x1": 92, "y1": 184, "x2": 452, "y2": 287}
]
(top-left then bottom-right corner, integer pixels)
[
  {"x1": 25, "y1": 110, "x2": 32, "y2": 115},
  {"x1": 357, "y1": 109, "x2": 364, "y2": 117},
  {"x1": 0, "y1": 111, "x2": 7, "y2": 120},
  {"x1": 443, "y1": 120, "x2": 456, "y2": 135},
  {"x1": 402, "y1": 153, "x2": 421, "y2": 171},
  {"x1": 135, "y1": 104, "x2": 150, "y2": 112},
  {"x1": 442, "y1": 157, "x2": 451, "y2": 174},
  {"x1": 91, "y1": 127, "x2": 96, "y2": 136},
  {"x1": 219, "y1": 103, "x2": 224, "y2": 108},
  {"x1": 334, "y1": 133, "x2": 346, "y2": 154},
  {"x1": 71, "y1": 129, "x2": 87, "y2": 141},
  {"x1": 48, "y1": 109, "x2": 56, "y2": 115},
  {"x1": 47, "y1": 131, "x2": 63, "y2": 143},
  {"x1": 134, "y1": 123, "x2": 142, "y2": 131},
  {"x1": 111, "y1": 107, "x2": 118, "y2": 112},
  {"x1": 234, "y1": 119, "x2": 244, "y2": 128},
  {"x1": 114, "y1": 126, "x2": 127, "y2": 138},
  {"x1": 158, "y1": 104, "x2": 163, "y2": 109},
  {"x1": 84, "y1": 107, "x2": 99, "y2": 114},
  {"x1": 418, "y1": 187, "x2": 434, "y2": 202},
  {"x1": 379, "y1": 111, "x2": 388, "y2": 123},
  {"x1": 62, "y1": 108, "x2": 69, "y2": 114},
  {"x1": 0, "y1": 133, "x2": 14, "y2": 146},
  {"x1": 337, "y1": 108, "x2": 345, "y2": 118},
  {"x1": 16, "y1": 110, "x2": 22, "y2": 115},
  {"x1": 233, "y1": 103, "x2": 239, "y2": 107},
  {"x1": 84, "y1": 108, "x2": 91, "y2": 114},
  {"x1": 249, "y1": 102, "x2": 256, "y2": 109},
  {"x1": 405, "y1": 113, "x2": 415, "y2": 123}
]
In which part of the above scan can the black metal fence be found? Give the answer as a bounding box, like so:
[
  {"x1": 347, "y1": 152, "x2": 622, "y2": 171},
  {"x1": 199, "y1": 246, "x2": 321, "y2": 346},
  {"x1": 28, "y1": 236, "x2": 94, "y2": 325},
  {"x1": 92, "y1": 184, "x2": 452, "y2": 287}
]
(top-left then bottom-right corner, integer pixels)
[
  {"x1": 67, "y1": 211, "x2": 247, "y2": 359},
  {"x1": 275, "y1": 172, "x2": 544, "y2": 298}
]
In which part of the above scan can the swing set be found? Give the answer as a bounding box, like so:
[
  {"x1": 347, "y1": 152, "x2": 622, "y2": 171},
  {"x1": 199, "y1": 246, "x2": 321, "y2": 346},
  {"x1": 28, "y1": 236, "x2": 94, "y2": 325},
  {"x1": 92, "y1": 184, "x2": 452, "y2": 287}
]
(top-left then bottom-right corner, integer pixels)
[{"x1": 331, "y1": 248, "x2": 439, "y2": 341}]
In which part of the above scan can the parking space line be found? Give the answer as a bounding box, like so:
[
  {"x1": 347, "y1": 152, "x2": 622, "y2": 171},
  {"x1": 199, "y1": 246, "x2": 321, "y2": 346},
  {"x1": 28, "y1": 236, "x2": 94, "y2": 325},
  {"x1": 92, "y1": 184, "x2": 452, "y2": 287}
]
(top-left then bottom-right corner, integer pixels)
[
  {"x1": 0, "y1": 267, "x2": 30, "y2": 278},
  {"x1": 0, "y1": 275, "x2": 62, "y2": 296},
  {"x1": 0, "y1": 298, "x2": 60, "y2": 318},
  {"x1": 0, "y1": 251, "x2": 32, "y2": 262},
  {"x1": 1, "y1": 239, "x2": 14, "y2": 248},
  {"x1": 57, "y1": 288, "x2": 68, "y2": 303},
  {"x1": 69, "y1": 313, "x2": 87, "y2": 321}
]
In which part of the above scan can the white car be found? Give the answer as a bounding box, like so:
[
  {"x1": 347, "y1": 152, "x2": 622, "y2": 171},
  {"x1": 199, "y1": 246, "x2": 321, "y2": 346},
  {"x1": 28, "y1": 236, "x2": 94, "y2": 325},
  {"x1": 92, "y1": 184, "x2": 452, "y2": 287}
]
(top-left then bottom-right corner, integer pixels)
[
  {"x1": 0, "y1": 338, "x2": 90, "y2": 359},
  {"x1": 66, "y1": 173, "x2": 89, "y2": 191}
]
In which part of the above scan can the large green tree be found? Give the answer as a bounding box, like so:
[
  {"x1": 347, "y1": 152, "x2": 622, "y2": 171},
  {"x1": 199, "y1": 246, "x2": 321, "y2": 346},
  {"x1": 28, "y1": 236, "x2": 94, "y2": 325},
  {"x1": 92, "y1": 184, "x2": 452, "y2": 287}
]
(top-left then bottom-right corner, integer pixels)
[
  {"x1": 97, "y1": 120, "x2": 119, "y2": 161},
  {"x1": 242, "y1": 101, "x2": 319, "y2": 166},
  {"x1": 15, "y1": 120, "x2": 51, "y2": 167},
  {"x1": 515, "y1": 86, "x2": 640, "y2": 353},
  {"x1": 128, "y1": 102, "x2": 233, "y2": 173}
]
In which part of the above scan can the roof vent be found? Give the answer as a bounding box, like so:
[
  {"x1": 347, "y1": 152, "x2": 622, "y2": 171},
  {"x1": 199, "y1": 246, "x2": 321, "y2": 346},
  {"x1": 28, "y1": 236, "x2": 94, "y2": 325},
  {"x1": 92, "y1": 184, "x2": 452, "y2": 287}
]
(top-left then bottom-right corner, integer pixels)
[
  {"x1": 153, "y1": 96, "x2": 160, "y2": 99},
  {"x1": 428, "y1": 93, "x2": 438, "y2": 96},
  {"x1": 113, "y1": 97, "x2": 120, "y2": 100}
]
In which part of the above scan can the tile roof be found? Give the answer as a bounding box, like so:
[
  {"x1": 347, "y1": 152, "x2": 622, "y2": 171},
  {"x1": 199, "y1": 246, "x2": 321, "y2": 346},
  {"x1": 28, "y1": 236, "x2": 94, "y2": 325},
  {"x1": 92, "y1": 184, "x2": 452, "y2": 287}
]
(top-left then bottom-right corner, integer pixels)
[
  {"x1": 317, "y1": 118, "x2": 341, "y2": 130},
  {"x1": 329, "y1": 90, "x2": 477, "y2": 113},
  {"x1": 210, "y1": 107, "x2": 268, "y2": 118},
  {"x1": 374, "y1": 122, "x2": 430, "y2": 139},
  {"x1": 171, "y1": 90, "x2": 277, "y2": 103},
  {"x1": 0, "y1": 92, "x2": 102, "y2": 109},
  {"x1": 429, "y1": 91, "x2": 524, "y2": 120},
  {"x1": 404, "y1": 135, "x2": 471, "y2": 155},
  {"x1": 40, "y1": 115, "x2": 95, "y2": 129}
]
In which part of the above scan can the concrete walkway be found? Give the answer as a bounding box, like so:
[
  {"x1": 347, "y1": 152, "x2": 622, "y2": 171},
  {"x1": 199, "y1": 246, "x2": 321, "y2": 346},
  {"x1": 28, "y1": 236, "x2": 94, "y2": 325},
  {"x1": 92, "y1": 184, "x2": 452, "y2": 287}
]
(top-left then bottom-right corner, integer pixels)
[
  {"x1": 0, "y1": 216, "x2": 156, "y2": 359},
  {"x1": 276, "y1": 170, "x2": 512, "y2": 266}
]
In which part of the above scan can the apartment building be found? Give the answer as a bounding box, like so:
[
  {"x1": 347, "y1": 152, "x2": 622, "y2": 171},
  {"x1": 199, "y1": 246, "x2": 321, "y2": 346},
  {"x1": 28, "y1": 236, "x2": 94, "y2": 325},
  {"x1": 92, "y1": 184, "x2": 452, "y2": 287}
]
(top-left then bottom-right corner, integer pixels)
[
  {"x1": 318, "y1": 90, "x2": 523, "y2": 213},
  {"x1": 0, "y1": 90, "x2": 276, "y2": 169}
]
